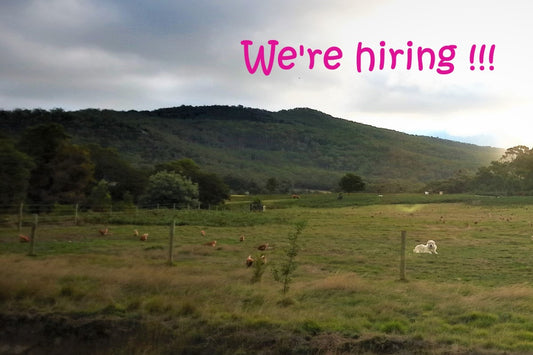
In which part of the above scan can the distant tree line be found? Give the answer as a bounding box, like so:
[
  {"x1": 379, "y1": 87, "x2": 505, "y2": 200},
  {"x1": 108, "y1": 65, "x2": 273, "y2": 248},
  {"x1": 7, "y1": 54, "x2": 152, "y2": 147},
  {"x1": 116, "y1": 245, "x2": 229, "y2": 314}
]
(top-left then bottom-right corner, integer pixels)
[
  {"x1": 0, "y1": 123, "x2": 230, "y2": 211},
  {"x1": 1, "y1": 106, "x2": 500, "y2": 194},
  {"x1": 425, "y1": 146, "x2": 533, "y2": 195}
]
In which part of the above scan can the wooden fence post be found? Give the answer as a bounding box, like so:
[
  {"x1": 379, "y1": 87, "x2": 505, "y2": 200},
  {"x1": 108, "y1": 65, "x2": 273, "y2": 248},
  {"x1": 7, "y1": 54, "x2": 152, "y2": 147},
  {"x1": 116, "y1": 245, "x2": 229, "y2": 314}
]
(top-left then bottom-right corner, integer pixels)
[
  {"x1": 18, "y1": 202, "x2": 24, "y2": 232},
  {"x1": 28, "y1": 214, "x2": 38, "y2": 256},
  {"x1": 400, "y1": 230, "x2": 407, "y2": 281},
  {"x1": 168, "y1": 219, "x2": 175, "y2": 266},
  {"x1": 74, "y1": 203, "x2": 79, "y2": 225}
]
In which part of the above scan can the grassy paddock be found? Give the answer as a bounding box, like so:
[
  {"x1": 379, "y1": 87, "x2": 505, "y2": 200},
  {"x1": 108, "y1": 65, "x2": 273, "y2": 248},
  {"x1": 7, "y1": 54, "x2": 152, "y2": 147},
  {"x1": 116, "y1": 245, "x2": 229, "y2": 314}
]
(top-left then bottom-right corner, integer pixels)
[{"x1": 2, "y1": 194, "x2": 533, "y2": 353}]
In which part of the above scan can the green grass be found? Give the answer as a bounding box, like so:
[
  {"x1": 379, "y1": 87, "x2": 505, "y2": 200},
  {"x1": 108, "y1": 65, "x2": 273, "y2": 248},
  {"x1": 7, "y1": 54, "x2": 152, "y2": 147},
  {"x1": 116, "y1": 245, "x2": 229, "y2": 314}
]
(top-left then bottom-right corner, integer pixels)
[{"x1": 2, "y1": 193, "x2": 533, "y2": 353}]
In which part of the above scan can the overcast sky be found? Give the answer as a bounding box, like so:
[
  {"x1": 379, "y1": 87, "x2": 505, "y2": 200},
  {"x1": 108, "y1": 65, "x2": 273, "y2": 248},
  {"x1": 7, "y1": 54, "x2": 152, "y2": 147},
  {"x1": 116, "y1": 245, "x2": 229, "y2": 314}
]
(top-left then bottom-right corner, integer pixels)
[{"x1": 1, "y1": 0, "x2": 531, "y2": 148}]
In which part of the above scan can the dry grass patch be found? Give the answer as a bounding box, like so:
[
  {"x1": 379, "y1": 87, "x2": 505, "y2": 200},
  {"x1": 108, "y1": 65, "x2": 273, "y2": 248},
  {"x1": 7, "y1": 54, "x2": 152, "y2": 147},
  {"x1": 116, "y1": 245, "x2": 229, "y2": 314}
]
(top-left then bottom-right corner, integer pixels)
[{"x1": 307, "y1": 272, "x2": 372, "y2": 293}]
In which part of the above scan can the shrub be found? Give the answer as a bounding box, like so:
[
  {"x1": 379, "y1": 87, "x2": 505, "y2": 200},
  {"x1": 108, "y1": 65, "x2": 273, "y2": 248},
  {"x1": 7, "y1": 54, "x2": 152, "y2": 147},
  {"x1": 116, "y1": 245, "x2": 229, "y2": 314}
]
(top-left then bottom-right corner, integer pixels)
[{"x1": 272, "y1": 221, "x2": 306, "y2": 294}]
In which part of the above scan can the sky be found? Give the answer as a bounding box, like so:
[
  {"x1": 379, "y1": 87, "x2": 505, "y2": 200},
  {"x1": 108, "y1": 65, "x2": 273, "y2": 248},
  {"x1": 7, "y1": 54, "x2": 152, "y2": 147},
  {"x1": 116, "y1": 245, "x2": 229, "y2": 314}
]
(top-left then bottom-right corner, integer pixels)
[{"x1": 0, "y1": 0, "x2": 531, "y2": 148}]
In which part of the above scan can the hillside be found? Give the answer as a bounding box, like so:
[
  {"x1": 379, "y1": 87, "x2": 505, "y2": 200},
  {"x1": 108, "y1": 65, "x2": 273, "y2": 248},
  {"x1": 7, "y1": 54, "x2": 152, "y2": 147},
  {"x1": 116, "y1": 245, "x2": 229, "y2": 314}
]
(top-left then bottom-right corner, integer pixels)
[{"x1": 0, "y1": 106, "x2": 504, "y2": 191}]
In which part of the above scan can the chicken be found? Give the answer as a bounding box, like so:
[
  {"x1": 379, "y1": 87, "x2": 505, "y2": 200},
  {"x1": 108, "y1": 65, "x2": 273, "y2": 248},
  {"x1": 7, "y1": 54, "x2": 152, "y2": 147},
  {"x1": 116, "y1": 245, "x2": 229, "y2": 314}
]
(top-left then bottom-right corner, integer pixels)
[
  {"x1": 246, "y1": 255, "x2": 254, "y2": 267},
  {"x1": 257, "y1": 243, "x2": 269, "y2": 251}
]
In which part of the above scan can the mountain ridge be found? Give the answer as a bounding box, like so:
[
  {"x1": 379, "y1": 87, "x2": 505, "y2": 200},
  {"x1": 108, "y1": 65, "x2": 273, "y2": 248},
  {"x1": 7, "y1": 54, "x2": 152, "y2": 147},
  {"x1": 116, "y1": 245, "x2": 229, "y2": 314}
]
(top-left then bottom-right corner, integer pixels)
[{"x1": 0, "y1": 105, "x2": 504, "y2": 191}]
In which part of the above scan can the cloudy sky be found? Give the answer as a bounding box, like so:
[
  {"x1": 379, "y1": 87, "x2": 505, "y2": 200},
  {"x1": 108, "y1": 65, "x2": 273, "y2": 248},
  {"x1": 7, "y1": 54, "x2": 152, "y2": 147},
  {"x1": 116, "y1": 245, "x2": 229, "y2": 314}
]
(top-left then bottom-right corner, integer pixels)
[{"x1": 1, "y1": 0, "x2": 531, "y2": 148}]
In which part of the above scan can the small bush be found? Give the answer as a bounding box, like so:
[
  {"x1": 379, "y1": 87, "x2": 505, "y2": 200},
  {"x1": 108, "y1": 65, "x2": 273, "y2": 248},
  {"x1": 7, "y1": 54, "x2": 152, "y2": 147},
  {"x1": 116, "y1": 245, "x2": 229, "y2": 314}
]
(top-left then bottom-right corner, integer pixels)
[
  {"x1": 379, "y1": 320, "x2": 407, "y2": 334},
  {"x1": 301, "y1": 320, "x2": 322, "y2": 335},
  {"x1": 454, "y1": 311, "x2": 498, "y2": 328},
  {"x1": 143, "y1": 296, "x2": 173, "y2": 314},
  {"x1": 250, "y1": 253, "x2": 268, "y2": 284},
  {"x1": 178, "y1": 301, "x2": 198, "y2": 316},
  {"x1": 276, "y1": 297, "x2": 296, "y2": 307},
  {"x1": 242, "y1": 295, "x2": 265, "y2": 310}
]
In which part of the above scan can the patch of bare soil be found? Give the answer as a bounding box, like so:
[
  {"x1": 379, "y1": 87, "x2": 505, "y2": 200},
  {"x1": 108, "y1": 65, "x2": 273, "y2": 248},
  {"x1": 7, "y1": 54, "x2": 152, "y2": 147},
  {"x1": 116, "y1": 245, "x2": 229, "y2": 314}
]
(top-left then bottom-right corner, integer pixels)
[
  {"x1": 0, "y1": 313, "x2": 139, "y2": 355},
  {"x1": 0, "y1": 313, "x2": 515, "y2": 355}
]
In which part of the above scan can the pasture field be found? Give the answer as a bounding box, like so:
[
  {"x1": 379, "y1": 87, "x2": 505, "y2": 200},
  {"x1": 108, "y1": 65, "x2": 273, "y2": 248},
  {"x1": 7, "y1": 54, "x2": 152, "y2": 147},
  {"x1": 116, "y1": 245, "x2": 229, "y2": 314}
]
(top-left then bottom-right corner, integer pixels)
[{"x1": 2, "y1": 193, "x2": 533, "y2": 354}]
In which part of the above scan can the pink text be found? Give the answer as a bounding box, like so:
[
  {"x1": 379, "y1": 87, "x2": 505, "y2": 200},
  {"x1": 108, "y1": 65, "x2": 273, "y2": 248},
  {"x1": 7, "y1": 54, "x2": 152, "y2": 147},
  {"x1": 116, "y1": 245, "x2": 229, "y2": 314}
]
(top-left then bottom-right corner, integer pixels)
[{"x1": 240, "y1": 40, "x2": 343, "y2": 75}]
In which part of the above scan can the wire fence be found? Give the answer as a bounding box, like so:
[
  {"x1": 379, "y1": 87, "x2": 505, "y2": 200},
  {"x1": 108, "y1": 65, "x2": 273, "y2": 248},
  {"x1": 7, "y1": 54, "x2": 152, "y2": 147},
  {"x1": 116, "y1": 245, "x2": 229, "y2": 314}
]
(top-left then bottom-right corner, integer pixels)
[{"x1": 0, "y1": 201, "x2": 262, "y2": 229}]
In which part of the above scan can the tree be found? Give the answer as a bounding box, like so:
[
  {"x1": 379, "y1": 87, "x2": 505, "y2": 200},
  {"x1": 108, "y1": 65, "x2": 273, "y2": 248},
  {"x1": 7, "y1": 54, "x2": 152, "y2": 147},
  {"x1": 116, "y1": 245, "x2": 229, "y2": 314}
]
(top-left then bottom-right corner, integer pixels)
[
  {"x1": 424, "y1": 170, "x2": 473, "y2": 194},
  {"x1": 154, "y1": 159, "x2": 201, "y2": 179},
  {"x1": 155, "y1": 159, "x2": 229, "y2": 208},
  {"x1": 17, "y1": 123, "x2": 94, "y2": 208},
  {"x1": 272, "y1": 222, "x2": 306, "y2": 294},
  {"x1": 49, "y1": 143, "x2": 94, "y2": 204},
  {"x1": 141, "y1": 171, "x2": 199, "y2": 208},
  {"x1": 87, "y1": 144, "x2": 148, "y2": 202},
  {"x1": 196, "y1": 172, "x2": 230, "y2": 208},
  {"x1": 339, "y1": 173, "x2": 365, "y2": 192},
  {"x1": 18, "y1": 123, "x2": 70, "y2": 206},
  {"x1": 266, "y1": 177, "x2": 279, "y2": 193},
  {"x1": 499, "y1": 145, "x2": 530, "y2": 163},
  {"x1": 468, "y1": 145, "x2": 533, "y2": 195},
  {"x1": 17, "y1": 123, "x2": 69, "y2": 166},
  {"x1": 0, "y1": 139, "x2": 35, "y2": 206},
  {"x1": 88, "y1": 180, "x2": 112, "y2": 212},
  {"x1": 223, "y1": 175, "x2": 262, "y2": 194}
]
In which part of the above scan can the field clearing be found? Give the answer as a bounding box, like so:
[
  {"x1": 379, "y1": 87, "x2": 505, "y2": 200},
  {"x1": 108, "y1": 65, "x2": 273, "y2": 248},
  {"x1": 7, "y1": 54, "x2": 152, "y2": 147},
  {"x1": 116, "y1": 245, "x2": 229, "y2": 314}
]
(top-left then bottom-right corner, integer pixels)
[{"x1": 2, "y1": 194, "x2": 533, "y2": 354}]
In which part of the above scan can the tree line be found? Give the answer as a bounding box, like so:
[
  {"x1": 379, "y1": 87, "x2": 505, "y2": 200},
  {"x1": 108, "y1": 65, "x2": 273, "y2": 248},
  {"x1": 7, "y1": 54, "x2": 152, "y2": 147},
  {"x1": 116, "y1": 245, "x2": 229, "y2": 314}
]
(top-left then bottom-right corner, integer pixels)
[
  {"x1": 425, "y1": 145, "x2": 533, "y2": 195},
  {"x1": 1, "y1": 106, "x2": 501, "y2": 193},
  {"x1": 0, "y1": 123, "x2": 231, "y2": 212}
]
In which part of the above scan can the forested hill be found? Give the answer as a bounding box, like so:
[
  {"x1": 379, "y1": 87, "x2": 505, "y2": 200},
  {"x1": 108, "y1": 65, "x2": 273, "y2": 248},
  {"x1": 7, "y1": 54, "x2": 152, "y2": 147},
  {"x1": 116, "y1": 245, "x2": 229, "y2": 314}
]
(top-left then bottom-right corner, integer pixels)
[{"x1": 0, "y1": 106, "x2": 504, "y2": 191}]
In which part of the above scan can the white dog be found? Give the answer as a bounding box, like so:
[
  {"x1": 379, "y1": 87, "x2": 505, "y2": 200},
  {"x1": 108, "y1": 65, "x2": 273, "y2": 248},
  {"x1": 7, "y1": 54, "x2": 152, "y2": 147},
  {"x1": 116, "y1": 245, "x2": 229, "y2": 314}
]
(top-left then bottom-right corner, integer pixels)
[{"x1": 413, "y1": 240, "x2": 438, "y2": 254}]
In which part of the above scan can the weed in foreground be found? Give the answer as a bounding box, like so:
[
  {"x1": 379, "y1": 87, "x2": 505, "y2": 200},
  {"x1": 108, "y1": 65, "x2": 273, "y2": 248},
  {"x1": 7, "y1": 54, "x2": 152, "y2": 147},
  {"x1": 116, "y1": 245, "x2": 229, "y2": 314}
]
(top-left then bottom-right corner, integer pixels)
[{"x1": 272, "y1": 221, "x2": 306, "y2": 294}]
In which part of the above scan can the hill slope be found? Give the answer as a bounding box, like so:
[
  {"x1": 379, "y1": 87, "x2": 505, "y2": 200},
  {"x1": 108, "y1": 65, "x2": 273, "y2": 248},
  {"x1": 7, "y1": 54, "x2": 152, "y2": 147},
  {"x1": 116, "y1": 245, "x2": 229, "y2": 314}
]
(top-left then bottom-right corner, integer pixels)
[{"x1": 0, "y1": 106, "x2": 504, "y2": 191}]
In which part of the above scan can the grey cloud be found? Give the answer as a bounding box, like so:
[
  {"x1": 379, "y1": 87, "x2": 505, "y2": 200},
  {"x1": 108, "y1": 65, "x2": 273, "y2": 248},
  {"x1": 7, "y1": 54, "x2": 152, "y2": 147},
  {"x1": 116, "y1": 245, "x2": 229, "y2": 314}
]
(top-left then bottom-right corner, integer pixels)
[
  {"x1": 0, "y1": 0, "x2": 510, "y2": 123},
  {"x1": 350, "y1": 74, "x2": 498, "y2": 115}
]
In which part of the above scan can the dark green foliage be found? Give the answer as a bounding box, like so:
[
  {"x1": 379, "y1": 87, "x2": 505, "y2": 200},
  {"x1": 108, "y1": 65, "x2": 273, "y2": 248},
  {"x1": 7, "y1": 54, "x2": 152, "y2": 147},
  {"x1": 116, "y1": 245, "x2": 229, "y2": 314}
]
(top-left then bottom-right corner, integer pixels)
[
  {"x1": 249, "y1": 197, "x2": 263, "y2": 212},
  {"x1": 141, "y1": 171, "x2": 199, "y2": 208},
  {"x1": 223, "y1": 175, "x2": 262, "y2": 194},
  {"x1": 86, "y1": 144, "x2": 148, "y2": 202},
  {"x1": 16, "y1": 123, "x2": 94, "y2": 209},
  {"x1": 427, "y1": 145, "x2": 533, "y2": 195},
  {"x1": 339, "y1": 173, "x2": 365, "y2": 192},
  {"x1": 155, "y1": 158, "x2": 201, "y2": 179},
  {"x1": 195, "y1": 172, "x2": 230, "y2": 208},
  {"x1": 424, "y1": 169, "x2": 472, "y2": 193},
  {"x1": 0, "y1": 139, "x2": 35, "y2": 206},
  {"x1": 471, "y1": 145, "x2": 533, "y2": 194},
  {"x1": 0, "y1": 106, "x2": 504, "y2": 192},
  {"x1": 155, "y1": 159, "x2": 229, "y2": 208},
  {"x1": 17, "y1": 122, "x2": 70, "y2": 165},
  {"x1": 265, "y1": 177, "x2": 279, "y2": 193},
  {"x1": 49, "y1": 143, "x2": 94, "y2": 204},
  {"x1": 87, "y1": 180, "x2": 112, "y2": 212}
]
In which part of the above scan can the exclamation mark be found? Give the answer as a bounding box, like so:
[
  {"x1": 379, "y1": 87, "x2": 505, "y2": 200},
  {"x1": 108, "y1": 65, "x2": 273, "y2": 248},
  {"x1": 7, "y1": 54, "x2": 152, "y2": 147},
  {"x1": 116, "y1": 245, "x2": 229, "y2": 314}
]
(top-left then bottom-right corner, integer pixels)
[
  {"x1": 488, "y1": 44, "x2": 495, "y2": 71},
  {"x1": 470, "y1": 44, "x2": 495, "y2": 71},
  {"x1": 469, "y1": 44, "x2": 476, "y2": 70},
  {"x1": 478, "y1": 44, "x2": 486, "y2": 70}
]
